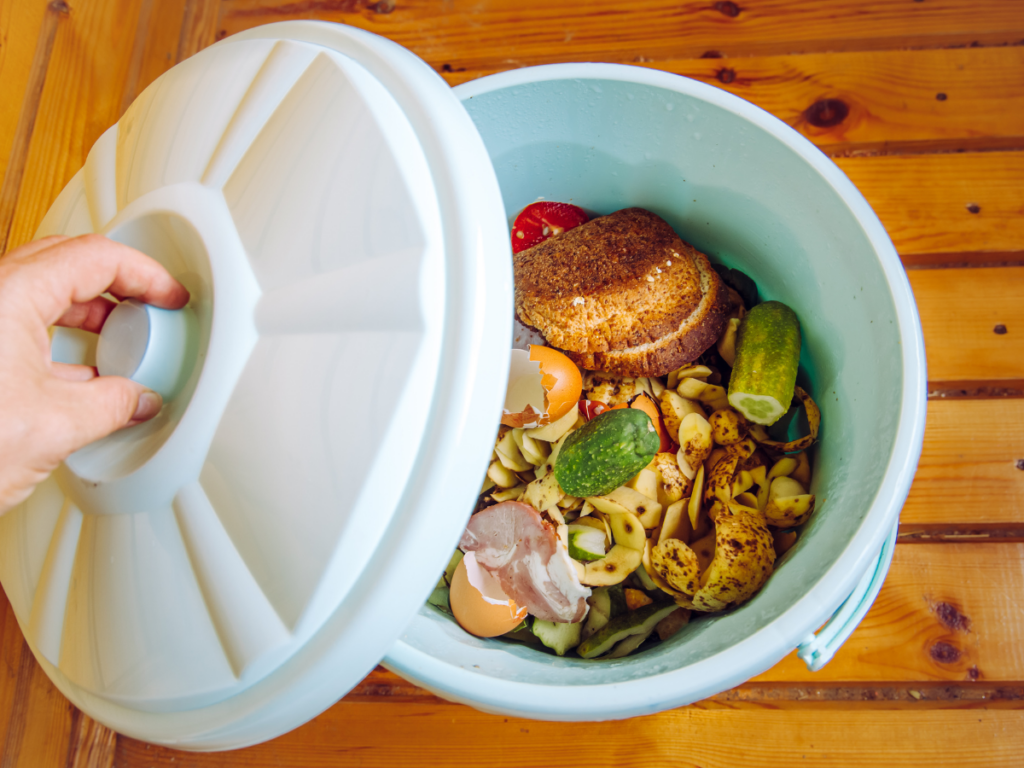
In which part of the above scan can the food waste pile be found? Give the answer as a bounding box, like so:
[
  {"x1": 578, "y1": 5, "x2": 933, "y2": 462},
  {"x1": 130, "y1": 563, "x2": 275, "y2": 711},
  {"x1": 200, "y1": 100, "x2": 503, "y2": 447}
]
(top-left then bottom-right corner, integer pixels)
[{"x1": 428, "y1": 203, "x2": 821, "y2": 660}]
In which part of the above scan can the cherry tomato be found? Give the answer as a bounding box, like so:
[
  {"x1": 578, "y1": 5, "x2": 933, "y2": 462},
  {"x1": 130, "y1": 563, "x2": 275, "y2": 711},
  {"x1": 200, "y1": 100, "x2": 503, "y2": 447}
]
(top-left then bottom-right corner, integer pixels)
[
  {"x1": 579, "y1": 399, "x2": 608, "y2": 421},
  {"x1": 511, "y1": 202, "x2": 589, "y2": 254}
]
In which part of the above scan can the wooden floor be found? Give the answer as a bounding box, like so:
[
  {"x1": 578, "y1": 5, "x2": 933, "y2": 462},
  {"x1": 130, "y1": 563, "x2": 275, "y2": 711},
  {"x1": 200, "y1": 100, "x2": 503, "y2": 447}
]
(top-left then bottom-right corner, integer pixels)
[{"x1": 1, "y1": 1, "x2": 1023, "y2": 765}]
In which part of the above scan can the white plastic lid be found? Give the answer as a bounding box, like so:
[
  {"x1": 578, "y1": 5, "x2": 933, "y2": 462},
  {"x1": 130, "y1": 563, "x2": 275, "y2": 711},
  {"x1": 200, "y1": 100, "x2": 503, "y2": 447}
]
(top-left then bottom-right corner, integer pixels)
[{"x1": 3, "y1": 22, "x2": 511, "y2": 748}]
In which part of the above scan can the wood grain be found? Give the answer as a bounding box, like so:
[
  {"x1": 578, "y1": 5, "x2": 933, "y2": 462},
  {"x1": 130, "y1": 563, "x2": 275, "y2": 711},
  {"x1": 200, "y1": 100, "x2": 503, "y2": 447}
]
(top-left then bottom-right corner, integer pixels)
[
  {"x1": 220, "y1": 0, "x2": 1024, "y2": 68},
  {"x1": 911, "y1": 267, "x2": 1024, "y2": 383},
  {"x1": 834, "y1": 152, "x2": 1024, "y2": 263},
  {"x1": 0, "y1": 601, "x2": 76, "y2": 768},
  {"x1": 439, "y1": 46, "x2": 1024, "y2": 154},
  {"x1": 0, "y1": 0, "x2": 52, "y2": 186},
  {"x1": 650, "y1": 47, "x2": 1024, "y2": 154},
  {"x1": 757, "y1": 543, "x2": 1024, "y2": 683},
  {"x1": 0, "y1": 0, "x2": 68, "y2": 254},
  {"x1": 3, "y1": 0, "x2": 148, "y2": 250},
  {"x1": 115, "y1": 706, "x2": 1024, "y2": 767},
  {"x1": 349, "y1": 665, "x2": 1024, "y2": 708},
  {"x1": 901, "y1": 399, "x2": 1024, "y2": 526},
  {"x1": 66, "y1": 713, "x2": 115, "y2": 768},
  {"x1": 0, "y1": 0, "x2": 1022, "y2": 765},
  {"x1": 120, "y1": 0, "x2": 191, "y2": 115},
  {"x1": 177, "y1": 0, "x2": 222, "y2": 62}
]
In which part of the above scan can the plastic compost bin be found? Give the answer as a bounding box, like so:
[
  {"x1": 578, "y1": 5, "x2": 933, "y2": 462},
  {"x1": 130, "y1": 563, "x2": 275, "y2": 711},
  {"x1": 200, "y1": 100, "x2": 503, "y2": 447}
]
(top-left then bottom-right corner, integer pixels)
[{"x1": 0, "y1": 21, "x2": 926, "y2": 750}]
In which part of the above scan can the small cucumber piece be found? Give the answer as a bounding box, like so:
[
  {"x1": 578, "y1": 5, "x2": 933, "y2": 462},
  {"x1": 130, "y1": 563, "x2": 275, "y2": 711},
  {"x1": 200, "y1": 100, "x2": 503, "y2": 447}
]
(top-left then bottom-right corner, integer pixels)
[
  {"x1": 532, "y1": 618, "x2": 583, "y2": 656},
  {"x1": 554, "y1": 409, "x2": 660, "y2": 497},
  {"x1": 577, "y1": 602, "x2": 679, "y2": 659},
  {"x1": 427, "y1": 550, "x2": 465, "y2": 614},
  {"x1": 426, "y1": 586, "x2": 451, "y2": 613},
  {"x1": 634, "y1": 561, "x2": 660, "y2": 592},
  {"x1": 605, "y1": 628, "x2": 653, "y2": 659},
  {"x1": 442, "y1": 550, "x2": 464, "y2": 586},
  {"x1": 582, "y1": 587, "x2": 613, "y2": 640},
  {"x1": 567, "y1": 525, "x2": 607, "y2": 561},
  {"x1": 607, "y1": 583, "x2": 627, "y2": 618},
  {"x1": 727, "y1": 301, "x2": 801, "y2": 426}
]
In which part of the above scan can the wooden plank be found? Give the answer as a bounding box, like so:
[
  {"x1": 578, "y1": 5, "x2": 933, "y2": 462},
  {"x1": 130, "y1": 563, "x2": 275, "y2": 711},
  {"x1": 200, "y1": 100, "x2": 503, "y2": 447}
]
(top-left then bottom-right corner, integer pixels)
[
  {"x1": 66, "y1": 712, "x2": 116, "y2": 768},
  {"x1": 3, "y1": 0, "x2": 148, "y2": 250},
  {"x1": 833, "y1": 152, "x2": 1024, "y2": 263},
  {"x1": 757, "y1": 543, "x2": 1024, "y2": 683},
  {"x1": 0, "y1": 0, "x2": 68, "y2": 253},
  {"x1": 120, "y1": 0, "x2": 190, "y2": 115},
  {"x1": 439, "y1": 46, "x2": 1024, "y2": 155},
  {"x1": 177, "y1": 0, "x2": 222, "y2": 62},
  {"x1": 0, "y1": 0, "x2": 51, "y2": 188},
  {"x1": 901, "y1": 399, "x2": 1024, "y2": 526},
  {"x1": 0, "y1": 597, "x2": 76, "y2": 768},
  {"x1": 649, "y1": 47, "x2": 1024, "y2": 154},
  {"x1": 116, "y1": 705, "x2": 1024, "y2": 767},
  {"x1": 219, "y1": 0, "x2": 1024, "y2": 69},
  {"x1": 911, "y1": 267, "x2": 1024, "y2": 383}
]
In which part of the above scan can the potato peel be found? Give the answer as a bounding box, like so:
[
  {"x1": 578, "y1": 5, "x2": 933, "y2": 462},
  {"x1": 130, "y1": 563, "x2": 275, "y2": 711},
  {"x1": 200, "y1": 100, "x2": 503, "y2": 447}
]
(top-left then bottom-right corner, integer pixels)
[{"x1": 691, "y1": 507, "x2": 776, "y2": 612}]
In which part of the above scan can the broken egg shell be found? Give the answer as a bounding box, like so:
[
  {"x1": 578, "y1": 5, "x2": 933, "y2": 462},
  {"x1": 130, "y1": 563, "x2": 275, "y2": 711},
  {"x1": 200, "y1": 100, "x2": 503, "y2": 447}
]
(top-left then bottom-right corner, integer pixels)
[
  {"x1": 450, "y1": 552, "x2": 528, "y2": 638},
  {"x1": 501, "y1": 345, "x2": 583, "y2": 428}
]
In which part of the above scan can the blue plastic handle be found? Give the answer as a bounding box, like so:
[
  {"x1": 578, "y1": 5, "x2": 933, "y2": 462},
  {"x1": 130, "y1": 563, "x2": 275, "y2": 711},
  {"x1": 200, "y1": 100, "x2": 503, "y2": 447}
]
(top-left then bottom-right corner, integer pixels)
[{"x1": 797, "y1": 521, "x2": 899, "y2": 672}]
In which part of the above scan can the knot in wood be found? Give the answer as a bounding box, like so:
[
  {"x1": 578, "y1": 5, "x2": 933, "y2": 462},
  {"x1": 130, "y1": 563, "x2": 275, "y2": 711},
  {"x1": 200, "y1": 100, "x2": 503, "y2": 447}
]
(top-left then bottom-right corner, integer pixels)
[
  {"x1": 804, "y1": 99, "x2": 849, "y2": 128},
  {"x1": 713, "y1": 1, "x2": 741, "y2": 17},
  {"x1": 930, "y1": 641, "x2": 961, "y2": 664},
  {"x1": 717, "y1": 68, "x2": 736, "y2": 84}
]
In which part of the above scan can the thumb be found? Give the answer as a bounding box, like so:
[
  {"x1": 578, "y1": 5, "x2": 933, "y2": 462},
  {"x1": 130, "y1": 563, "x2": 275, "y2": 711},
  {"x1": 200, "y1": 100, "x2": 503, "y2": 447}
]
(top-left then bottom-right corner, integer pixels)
[{"x1": 49, "y1": 376, "x2": 163, "y2": 457}]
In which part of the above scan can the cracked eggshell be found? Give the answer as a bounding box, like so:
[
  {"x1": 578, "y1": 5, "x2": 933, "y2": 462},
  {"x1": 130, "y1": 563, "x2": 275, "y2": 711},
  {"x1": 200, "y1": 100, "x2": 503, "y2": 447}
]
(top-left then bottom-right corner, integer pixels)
[
  {"x1": 450, "y1": 552, "x2": 528, "y2": 638},
  {"x1": 501, "y1": 345, "x2": 582, "y2": 428}
]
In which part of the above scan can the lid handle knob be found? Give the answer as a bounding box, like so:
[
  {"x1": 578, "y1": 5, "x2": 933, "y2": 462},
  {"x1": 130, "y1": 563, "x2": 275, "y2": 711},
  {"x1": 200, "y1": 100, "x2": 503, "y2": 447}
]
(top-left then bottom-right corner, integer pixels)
[{"x1": 95, "y1": 299, "x2": 197, "y2": 400}]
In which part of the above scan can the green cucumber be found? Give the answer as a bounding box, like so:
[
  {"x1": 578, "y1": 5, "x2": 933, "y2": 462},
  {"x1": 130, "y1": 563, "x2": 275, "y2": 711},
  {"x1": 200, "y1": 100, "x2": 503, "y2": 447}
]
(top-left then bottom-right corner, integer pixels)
[
  {"x1": 426, "y1": 586, "x2": 451, "y2": 613},
  {"x1": 532, "y1": 618, "x2": 583, "y2": 656},
  {"x1": 426, "y1": 550, "x2": 465, "y2": 614},
  {"x1": 727, "y1": 301, "x2": 802, "y2": 426},
  {"x1": 577, "y1": 602, "x2": 678, "y2": 659},
  {"x1": 634, "y1": 562, "x2": 660, "y2": 592},
  {"x1": 554, "y1": 409, "x2": 660, "y2": 497},
  {"x1": 607, "y1": 583, "x2": 627, "y2": 618},
  {"x1": 605, "y1": 628, "x2": 654, "y2": 659},
  {"x1": 567, "y1": 525, "x2": 607, "y2": 561}
]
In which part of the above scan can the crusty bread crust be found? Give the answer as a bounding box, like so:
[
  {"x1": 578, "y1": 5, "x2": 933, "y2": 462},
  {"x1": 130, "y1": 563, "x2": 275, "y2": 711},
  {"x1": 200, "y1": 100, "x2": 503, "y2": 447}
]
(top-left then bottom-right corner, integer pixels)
[{"x1": 513, "y1": 208, "x2": 731, "y2": 377}]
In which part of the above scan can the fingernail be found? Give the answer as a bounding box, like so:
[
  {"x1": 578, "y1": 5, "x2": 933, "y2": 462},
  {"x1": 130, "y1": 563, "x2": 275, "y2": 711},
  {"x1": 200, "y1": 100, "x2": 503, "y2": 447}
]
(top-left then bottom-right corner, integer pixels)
[{"x1": 132, "y1": 391, "x2": 163, "y2": 422}]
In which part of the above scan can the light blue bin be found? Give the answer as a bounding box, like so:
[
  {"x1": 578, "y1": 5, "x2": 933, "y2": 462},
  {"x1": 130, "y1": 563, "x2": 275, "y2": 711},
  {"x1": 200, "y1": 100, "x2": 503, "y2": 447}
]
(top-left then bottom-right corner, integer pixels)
[{"x1": 383, "y1": 65, "x2": 927, "y2": 719}]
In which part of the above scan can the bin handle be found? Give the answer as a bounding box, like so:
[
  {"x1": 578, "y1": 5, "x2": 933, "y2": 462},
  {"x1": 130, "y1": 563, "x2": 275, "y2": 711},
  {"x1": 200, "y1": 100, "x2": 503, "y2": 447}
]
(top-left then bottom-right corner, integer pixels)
[{"x1": 797, "y1": 521, "x2": 899, "y2": 672}]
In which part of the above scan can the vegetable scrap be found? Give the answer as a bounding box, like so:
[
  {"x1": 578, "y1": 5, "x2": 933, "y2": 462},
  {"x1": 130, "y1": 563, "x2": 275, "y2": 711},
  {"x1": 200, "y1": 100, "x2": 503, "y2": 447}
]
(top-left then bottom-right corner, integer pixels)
[{"x1": 431, "y1": 204, "x2": 821, "y2": 660}]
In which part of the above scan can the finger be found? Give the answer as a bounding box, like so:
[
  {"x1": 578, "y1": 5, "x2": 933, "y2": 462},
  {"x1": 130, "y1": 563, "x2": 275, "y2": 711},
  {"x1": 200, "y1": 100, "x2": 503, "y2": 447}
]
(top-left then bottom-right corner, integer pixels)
[
  {"x1": 55, "y1": 295, "x2": 118, "y2": 333},
  {"x1": 13, "y1": 234, "x2": 190, "y2": 326},
  {"x1": 0, "y1": 235, "x2": 69, "y2": 263},
  {"x1": 51, "y1": 362, "x2": 98, "y2": 382},
  {"x1": 46, "y1": 376, "x2": 162, "y2": 458}
]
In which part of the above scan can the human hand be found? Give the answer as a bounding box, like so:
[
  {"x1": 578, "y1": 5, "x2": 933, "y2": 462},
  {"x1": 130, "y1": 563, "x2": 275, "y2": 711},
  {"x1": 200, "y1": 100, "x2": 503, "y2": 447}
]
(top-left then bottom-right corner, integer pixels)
[{"x1": 0, "y1": 234, "x2": 190, "y2": 514}]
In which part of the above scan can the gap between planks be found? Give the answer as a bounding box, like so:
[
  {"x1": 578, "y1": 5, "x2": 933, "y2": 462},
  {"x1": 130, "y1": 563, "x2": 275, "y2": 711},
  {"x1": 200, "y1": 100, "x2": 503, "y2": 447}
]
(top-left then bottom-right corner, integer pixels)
[
  {"x1": 219, "y1": 0, "x2": 1024, "y2": 66},
  {"x1": 346, "y1": 668, "x2": 1024, "y2": 709},
  {"x1": 0, "y1": 0, "x2": 68, "y2": 255}
]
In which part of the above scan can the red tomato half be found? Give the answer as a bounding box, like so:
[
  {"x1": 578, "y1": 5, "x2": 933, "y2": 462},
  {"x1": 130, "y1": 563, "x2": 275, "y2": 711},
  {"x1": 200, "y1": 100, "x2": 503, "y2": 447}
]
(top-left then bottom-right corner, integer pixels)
[
  {"x1": 579, "y1": 400, "x2": 609, "y2": 421},
  {"x1": 511, "y1": 202, "x2": 589, "y2": 254}
]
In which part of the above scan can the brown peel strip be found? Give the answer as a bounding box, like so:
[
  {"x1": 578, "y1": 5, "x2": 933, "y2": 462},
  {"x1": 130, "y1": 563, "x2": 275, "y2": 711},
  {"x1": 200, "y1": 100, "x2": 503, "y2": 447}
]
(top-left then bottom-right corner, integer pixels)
[{"x1": 751, "y1": 387, "x2": 820, "y2": 454}]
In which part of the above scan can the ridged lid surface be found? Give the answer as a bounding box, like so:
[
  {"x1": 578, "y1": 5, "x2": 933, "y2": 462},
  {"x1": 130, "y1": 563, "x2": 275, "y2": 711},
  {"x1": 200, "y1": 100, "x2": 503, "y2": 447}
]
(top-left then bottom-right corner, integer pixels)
[{"x1": 1, "y1": 21, "x2": 510, "y2": 749}]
